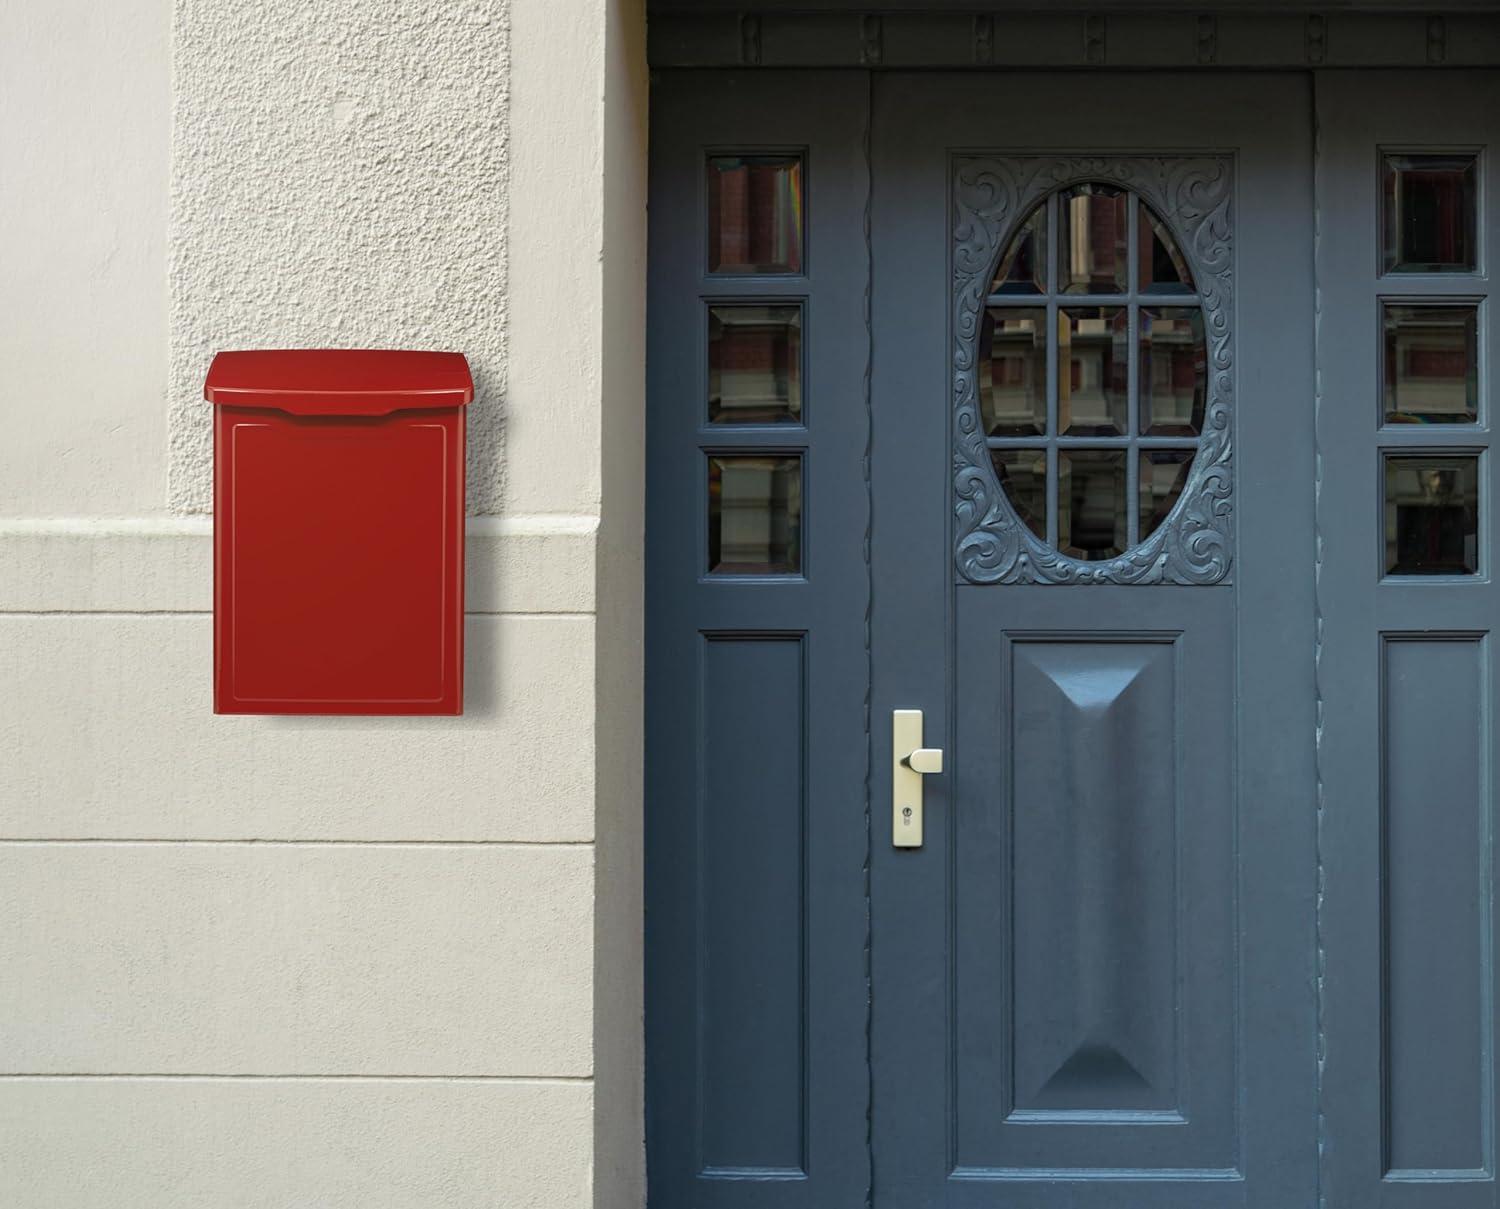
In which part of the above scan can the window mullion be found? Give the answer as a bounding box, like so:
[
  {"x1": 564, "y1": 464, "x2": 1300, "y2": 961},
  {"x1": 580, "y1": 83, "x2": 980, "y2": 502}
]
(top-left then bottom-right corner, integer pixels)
[
  {"x1": 1126, "y1": 193, "x2": 1141, "y2": 547},
  {"x1": 1046, "y1": 192, "x2": 1061, "y2": 547}
]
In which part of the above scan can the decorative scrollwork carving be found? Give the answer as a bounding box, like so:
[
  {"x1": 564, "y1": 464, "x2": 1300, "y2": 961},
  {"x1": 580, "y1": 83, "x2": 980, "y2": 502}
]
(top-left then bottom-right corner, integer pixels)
[{"x1": 953, "y1": 155, "x2": 1235, "y2": 585}]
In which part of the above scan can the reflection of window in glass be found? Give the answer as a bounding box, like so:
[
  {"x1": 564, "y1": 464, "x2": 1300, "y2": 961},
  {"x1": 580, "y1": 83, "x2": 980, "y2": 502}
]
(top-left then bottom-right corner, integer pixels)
[
  {"x1": 989, "y1": 449, "x2": 1047, "y2": 539},
  {"x1": 1382, "y1": 153, "x2": 1477, "y2": 274},
  {"x1": 1384, "y1": 454, "x2": 1479, "y2": 575},
  {"x1": 1382, "y1": 304, "x2": 1478, "y2": 425},
  {"x1": 991, "y1": 204, "x2": 1047, "y2": 295},
  {"x1": 1139, "y1": 449, "x2": 1195, "y2": 539},
  {"x1": 1059, "y1": 184, "x2": 1127, "y2": 294},
  {"x1": 707, "y1": 155, "x2": 805, "y2": 274},
  {"x1": 980, "y1": 309, "x2": 1046, "y2": 435},
  {"x1": 1140, "y1": 308, "x2": 1206, "y2": 435},
  {"x1": 709, "y1": 455, "x2": 803, "y2": 574},
  {"x1": 980, "y1": 182, "x2": 1208, "y2": 555},
  {"x1": 1060, "y1": 450, "x2": 1127, "y2": 560},
  {"x1": 709, "y1": 305, "x2": 803, "y2": 424},
  {"x1": 1059, "y1": 307, "x2": 1127, "y2": 435},
  {"x1": 1138, "y1": 205, "x2": 1194, "y2": 293}
]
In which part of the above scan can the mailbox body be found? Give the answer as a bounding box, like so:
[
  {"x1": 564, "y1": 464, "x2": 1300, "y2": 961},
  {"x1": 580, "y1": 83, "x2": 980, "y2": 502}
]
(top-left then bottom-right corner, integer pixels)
[{"x1": 206, "y1": 349, "x2": 471, "y2": 715}]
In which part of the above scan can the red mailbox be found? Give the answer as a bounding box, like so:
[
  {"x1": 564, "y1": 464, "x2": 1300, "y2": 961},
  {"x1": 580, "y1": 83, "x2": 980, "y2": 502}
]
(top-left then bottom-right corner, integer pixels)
[{"x1": 205, "y1": 349, "x2": 472, "y2": 716}]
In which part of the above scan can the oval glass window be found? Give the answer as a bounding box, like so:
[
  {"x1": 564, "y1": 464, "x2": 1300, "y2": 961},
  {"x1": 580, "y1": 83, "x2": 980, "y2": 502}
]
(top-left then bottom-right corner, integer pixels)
[{"x1": 979, "y1": 183, "x2": 1206, "y2": 560}]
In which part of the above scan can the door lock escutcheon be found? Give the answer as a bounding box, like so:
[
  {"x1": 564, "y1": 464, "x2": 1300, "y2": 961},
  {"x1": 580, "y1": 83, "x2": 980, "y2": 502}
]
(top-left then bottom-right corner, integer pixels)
[{"x1": 893, "y1": 709, "x2": 943, "y2": 848}]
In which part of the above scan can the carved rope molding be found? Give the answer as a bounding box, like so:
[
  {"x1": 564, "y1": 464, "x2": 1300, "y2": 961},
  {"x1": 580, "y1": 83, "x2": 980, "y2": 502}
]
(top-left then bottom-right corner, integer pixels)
[{"x1": 953, "y1": 155, "x2": 1235, "y2": 585}]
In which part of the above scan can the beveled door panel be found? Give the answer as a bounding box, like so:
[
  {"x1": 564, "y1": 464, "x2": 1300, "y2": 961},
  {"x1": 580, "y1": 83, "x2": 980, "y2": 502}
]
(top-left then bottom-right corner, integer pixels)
[{"x1": 953, "y1": 590, "x2": 1235, "y2": 1176}]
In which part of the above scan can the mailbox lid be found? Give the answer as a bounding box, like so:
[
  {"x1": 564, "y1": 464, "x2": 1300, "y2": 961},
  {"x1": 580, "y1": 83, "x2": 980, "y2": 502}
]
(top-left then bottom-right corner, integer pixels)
[{"x1": 204, "y1": 349, "x2": 473, "y2": 416}]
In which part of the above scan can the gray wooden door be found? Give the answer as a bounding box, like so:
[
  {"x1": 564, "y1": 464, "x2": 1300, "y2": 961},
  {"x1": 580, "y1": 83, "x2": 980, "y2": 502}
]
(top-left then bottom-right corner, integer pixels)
[
  {"x1": 867, "y1": 73, "x2": 1317, "y2": 1207},
  {"x1": 647, "y1": 65, "x2": 1500, "y2": 1209}
]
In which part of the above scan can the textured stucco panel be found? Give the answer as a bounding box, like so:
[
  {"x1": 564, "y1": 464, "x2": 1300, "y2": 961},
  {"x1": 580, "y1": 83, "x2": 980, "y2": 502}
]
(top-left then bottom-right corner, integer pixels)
[
  {"x1": 168, "y1": 0, "x2": 510, "y2": 514},
  {"x1": 0, "y1": 0, "x2": 170, "y2": 517}
]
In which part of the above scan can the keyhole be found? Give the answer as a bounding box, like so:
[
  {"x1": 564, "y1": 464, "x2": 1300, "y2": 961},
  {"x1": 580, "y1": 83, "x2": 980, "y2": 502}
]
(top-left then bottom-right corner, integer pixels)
[{"x1": 902, "y1": 806, "x2": 913, "y2": 823}]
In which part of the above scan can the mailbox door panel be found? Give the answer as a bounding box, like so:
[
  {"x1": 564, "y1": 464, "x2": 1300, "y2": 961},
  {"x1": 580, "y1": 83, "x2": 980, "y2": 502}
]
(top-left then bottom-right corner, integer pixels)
[{"x1": 214, "y1": 407, "x2": 465, "y2": 715}]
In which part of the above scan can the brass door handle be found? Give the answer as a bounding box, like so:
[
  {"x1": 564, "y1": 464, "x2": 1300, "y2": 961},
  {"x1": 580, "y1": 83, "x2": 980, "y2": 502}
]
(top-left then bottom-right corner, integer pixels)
[{"x1": 893, "y1": 710, "x2": 943, "y2": 848}]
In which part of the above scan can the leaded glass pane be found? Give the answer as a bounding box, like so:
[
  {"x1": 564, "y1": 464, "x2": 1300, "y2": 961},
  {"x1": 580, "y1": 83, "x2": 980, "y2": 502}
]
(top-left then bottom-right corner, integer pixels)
[
  {"x1": 1139, "y1": 449, "x2": 1195, "y2": 539},
  {"x1": 1059, "y1": 184, "x2": 1127, "y2": 294},
  {"x1": 1382, "y1": 153, "x2": 1477, "y2": 274},
  {"x1": 991, "y1": 204, "x2": 1047, "y2": 296},
  {"x1": 1059, "y1": 307, "x2": 1127, "y2": 436},
  {"x1": 1060, "y1": 450, "x2": 1127, "y2": 560},
  {"x1": 980, "y1": 308, "x2": 1047, "y2": 436},
  {"x1": 1140, "y1": 308, "x2": 1206, "y2": 436},
  {"x1": 1384, "y1": 454, "x2": 1479, "y2": 576},
  {"x1": 990, "y1": 449, "x2": 1048, "y2": 539},
  {"x1": 1382, "y1": 303, "x2": 1478, "y2": 425},
  {"x1": 709, "y1": 455, "x2": 803, "y2": 574},
  {"x1": 707, "y1": 155, "x2": 805, "y2": 274},
  {"x1": 1139, "y1": 204, "x2": 1194, "y2": 294},
  {"x1": 708, "y1": 305, "x2": 803, "y2": 424},
  {"x1": 980, "y1": 180, "x2": 1211, "y2": 571}
]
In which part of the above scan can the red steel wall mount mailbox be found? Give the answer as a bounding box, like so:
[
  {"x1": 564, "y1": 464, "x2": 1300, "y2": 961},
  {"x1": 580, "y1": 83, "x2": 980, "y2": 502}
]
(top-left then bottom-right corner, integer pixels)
[{"x1": 206, "y1": 349, "x2": 472, "y2": 715}]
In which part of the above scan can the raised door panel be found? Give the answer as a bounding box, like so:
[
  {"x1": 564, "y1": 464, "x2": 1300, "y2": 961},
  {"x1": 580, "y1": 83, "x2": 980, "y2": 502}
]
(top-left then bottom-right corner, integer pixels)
[
  {"x1": 953, "y1": 590, "x2": 1235, "y2": 1178},
  {"x1": 1382, "y1": 637, "x2": 1489, "y2": 1179},
  {"x1": 1009, "y1": 639, "x2": 1179, "y2": 1117},
  {"x1": 699, "y1": 636, "x2": 808, "y2": 1176}
]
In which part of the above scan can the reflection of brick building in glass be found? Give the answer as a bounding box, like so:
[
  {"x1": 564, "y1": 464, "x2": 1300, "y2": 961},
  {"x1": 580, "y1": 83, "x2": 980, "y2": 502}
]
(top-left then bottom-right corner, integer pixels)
[
  {"x1": 1063, "y1": 186, "x2": 1126, "y2": 292},
  {"x1": 709, "y1": 305, "x2": 802, "y2": 424},
  {"x1": 1383, "y1": 305, "x2": 1477, "y2": 424},
  {"x1": 1385, "y1": 456, "x2": 1478, "y2": 574},
  {"x1": 708, "y1": 156, "x2": 803, "y2": 273},
  {"x1": 1384, "y1": 155, "x2": 1475, "y2": 270}
]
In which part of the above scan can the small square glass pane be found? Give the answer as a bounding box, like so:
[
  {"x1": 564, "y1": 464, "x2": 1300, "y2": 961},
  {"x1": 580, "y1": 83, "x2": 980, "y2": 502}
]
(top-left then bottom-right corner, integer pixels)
[
  {"x1": 1060, "y1": 449, "x2": 1127, "y2": 561},
  {"x1": 980, "y1": 308, "x2": 1046, "y2": 435},
  {"x1": 1059, "y1": 184, "x2": 1127, "y2": 294},
  {"x1": 709, "y1": 305, "x2": 803, "y2": 424},
  {"x1": 1382, "y1": 303, "x2": 1478, "y2": 425},
  {"x1": 1139, "y1": 206, "x2": 1194, "y2": 294},
  {"x1": 709, "y1": 455, "x2": 802, "y2": 574},
  {"x1": 1382, "y1": 153, "x2": 1477, "y2": 274},
  {"x1": 991, "y1": 205, "x2": 1047, "y2": 295},
  {"x1": 989, "y1": 448, "x2": 1048, "y2": 539},
  {"x1": 1384, "y1": 454, "x2": 1479, "y2": 576},
  {"x1": 1139, "y1": 449, "x2": 1195, "y2": 539},
  {"x1": 1140, "y1": 307, "x2": 1206, "y2": 435},
  {"x1": 708, "y1": 155, "x2": 804, "y2": 274},
  {"x1": 1059, "y1": 307, "x2": 1127, "y2": 435}
]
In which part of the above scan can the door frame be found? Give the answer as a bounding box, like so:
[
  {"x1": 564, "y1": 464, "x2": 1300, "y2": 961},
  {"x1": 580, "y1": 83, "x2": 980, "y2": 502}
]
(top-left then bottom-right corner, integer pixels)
[{"x1": 642, "y1": 15, "x2": 1500, "y2": 1208}]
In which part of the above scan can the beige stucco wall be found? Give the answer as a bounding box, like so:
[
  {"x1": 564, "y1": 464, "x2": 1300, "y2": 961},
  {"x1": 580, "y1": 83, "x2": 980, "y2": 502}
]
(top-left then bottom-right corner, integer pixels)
[{"x1": 0, "y1": 0, "x2": 646, "y2": 1204}]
